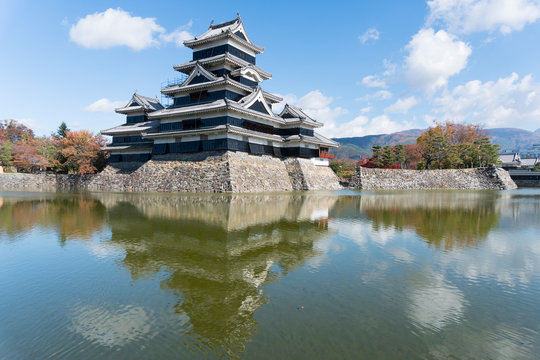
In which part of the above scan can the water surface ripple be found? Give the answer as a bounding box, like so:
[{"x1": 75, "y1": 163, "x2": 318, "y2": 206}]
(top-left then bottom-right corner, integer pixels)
[{"x1": 0, "y1": 190, "x2": 539, "y2": 359}]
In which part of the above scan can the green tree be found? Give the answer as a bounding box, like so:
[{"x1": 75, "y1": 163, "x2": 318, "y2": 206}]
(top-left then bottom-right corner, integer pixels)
[
  {"x1": 431, "y1": 135, "x2": 448, "y2": 169},
  {"x1": 56, "y1": 122, "x2": 70, "y2": 138},
  {"x1": 371, "y1": 145, "x2": 383, "y2": 167},
  {"x1": 458, "y1": 143, "x2": 477, "y2": 168},
  {"x1": 394, "y1": 145, "x2": 405, "y2": 168},
  {"x1": 476, "y1": 137, "x2": 500, "y2": 167},
  {"x1": 443, "y1": 144, "x2": 462, "y2": 169},
  {"x1": 382, "y1": 146, "x2": 394, "y2": 166},
  {"x1": 0, "y1": 141, "x2": 13, "y2": 167}
]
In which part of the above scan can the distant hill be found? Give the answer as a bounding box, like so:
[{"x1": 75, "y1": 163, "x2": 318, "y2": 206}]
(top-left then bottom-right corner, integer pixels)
[
  {"x1": 332, "y1": 128, "x2": 540, "y2": 160},
  {"x1": 486, "y1": 128, "x2": 540, "y2": 152}
]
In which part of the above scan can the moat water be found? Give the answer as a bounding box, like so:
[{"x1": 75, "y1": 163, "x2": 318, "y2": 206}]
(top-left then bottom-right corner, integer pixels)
[{"x1": 1, "y1": 189, "x2": 539, "y2": 359}]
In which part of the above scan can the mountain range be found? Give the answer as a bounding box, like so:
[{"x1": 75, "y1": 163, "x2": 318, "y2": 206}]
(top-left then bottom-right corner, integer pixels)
[{"x1": 332, "y1": 128, "x2": 540, "y2": 160}]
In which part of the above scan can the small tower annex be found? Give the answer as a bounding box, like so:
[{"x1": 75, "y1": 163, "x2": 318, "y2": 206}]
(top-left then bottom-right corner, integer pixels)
[{"x1": 102, "y1": 15, "x2": 338, "y2": 164}]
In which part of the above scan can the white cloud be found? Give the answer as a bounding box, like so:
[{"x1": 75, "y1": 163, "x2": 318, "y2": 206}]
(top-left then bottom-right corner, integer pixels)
[
  {"x1": 271, "y1": 93, "x2": 298, "y2": 113},
  {"x1": 385, "y1": 96, "x2": 419, "y2": 114},
  {"x1": 361, "y1": 75, "x2": 387, "y2": 88},
  {"x1": 321, "y1": 114, "x2": 413, "y2": 138},
  {"x1": 427, "y1": 0, "x2": 540, "y2": 34},
  {"x1": 382, "y1": 59, "x2": 397, "y2": 77},
  {"x1": 159, "y1": 20, "x2": 194, "y2": 47},
  {"x1": 296, "y1": 91, "x2": 349, "y2": 132},
  {"x1": 69, "y1": 8, "x2": 192, "y2": 50},
  {"x1": 355, "y1": 90, "x2": 393, "y2": 102},
  {"x1": 70, "y1": 8, "x2": 164, "y2": 50},
  {"x1": 296, "y1": 90, "x2": 334, "y2": 109},
  {"x1": 432, "y1": 72, "x2": 540, "y2": 129},
  {"x1": 84, "y1": 98, "x2": 127, "y2": 113},
  {"x1": 360, "y1": 106, "x2": 372, "y2": 113},
  {"x1": 273, "y1": 90, "x2": 411, "y2": 138},
  {"x1": 405, "y1": 28, "x2": 472, "y2": 94},
  {"x1": 359, "y1": 27, "x2": 380, "y2": 43},
  {"x1": 272, "y1": 90, "x2": 348, "y2": 136}
]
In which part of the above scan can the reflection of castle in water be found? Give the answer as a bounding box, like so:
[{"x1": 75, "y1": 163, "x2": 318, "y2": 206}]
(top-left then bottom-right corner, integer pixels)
[
  {"x1": 333, "y1": 192, "x2": 501, "y2": 250},
  {"x1": 95, "y1": 193, "x2": 337, "y2": 356}
]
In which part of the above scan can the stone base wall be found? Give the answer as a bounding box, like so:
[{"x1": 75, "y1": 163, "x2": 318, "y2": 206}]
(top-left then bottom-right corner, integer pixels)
[
  {"x1": 0, "y1": 151, "x2": 342, "y2": 193},
  {"x1": 286, "y1": 158, "x2": 342, "y2": 191},
  {"x1": 228, "y1": 152, "x2": 293, "y2": 192},
  {"x1": 349, "y1": 166, "x2": 517, "y2": 190},
  {"x1": 0, "y1": 173, "x2": 58, "y2": 192}
]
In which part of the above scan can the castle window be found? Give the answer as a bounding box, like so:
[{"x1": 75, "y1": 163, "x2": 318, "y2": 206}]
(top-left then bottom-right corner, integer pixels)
[{"x1": 189, "y1": 91, "x2": 209, "y2": 102}]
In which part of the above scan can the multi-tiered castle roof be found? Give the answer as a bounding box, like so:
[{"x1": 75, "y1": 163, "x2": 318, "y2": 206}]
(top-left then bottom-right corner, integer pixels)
[{"x1": 102, "y1": 15, "x2": 338, "y2": 163}]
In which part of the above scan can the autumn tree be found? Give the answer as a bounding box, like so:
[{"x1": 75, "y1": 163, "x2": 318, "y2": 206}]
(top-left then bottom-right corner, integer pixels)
[
  {"x1": 0, "y1": 120, "x2": 48, "y2": 172},
  {"x1": 329, "y1": 159, "x2": 357, "y2": 179},
  {"x1": 0, "y1": 120, "x2": 34, "y2": 143},
  {"x1": 54, "y1": 130, "x2": 108, "y2": 174},
  {"x1": 404, "y1": 144, "x2": 422, "y2": 169},
  {"x1": 417, "y1": 121, "x2": 498, "y2": 169},
  {"x1": 12, "y1": 141, "x2": 49, "y2": 172}
]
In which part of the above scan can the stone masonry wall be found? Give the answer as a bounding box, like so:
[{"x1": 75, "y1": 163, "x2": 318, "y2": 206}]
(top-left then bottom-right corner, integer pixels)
[
  {"x1": 349, "y1": 166, "x2": 517, "y2": 190},
  {"x1": 0, "y1": 173, "x2": 58, "y2": 192},
  {"x1": 0, "y1": 151, "x2": 342, "y2": 193},
  {"x1": 295, "y1": 158, "x2": 342, "y2": 190},
  {"x1": 228, "y1": 151, "x2": 293, "y2": 192},
  {"x1": 283, "y1": 158, "x2": 308, "y2": 190}
]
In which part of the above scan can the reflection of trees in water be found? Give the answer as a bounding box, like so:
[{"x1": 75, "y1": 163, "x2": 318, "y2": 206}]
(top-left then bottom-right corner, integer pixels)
[
  {"x1": 0, "y1": 195, "x2": 106, "y2": 242},
  {"x1": 337, "y1": 192, "x2": 501, "y2": 250},
  {"x1": 102, "y1": 194, "x2": 335, "y2": 357}
]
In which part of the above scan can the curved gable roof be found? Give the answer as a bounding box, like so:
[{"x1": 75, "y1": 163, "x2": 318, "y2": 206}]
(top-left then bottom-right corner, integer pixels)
[
  {"x1": 115, "y1": 93, "x2": 163, "y2": 114},
  {"x1": 181, "y1": 62, "x2": 219, "y2": 87},
  {"x1": 238, "y1": 87, "x2": 275, "y2": 116}
]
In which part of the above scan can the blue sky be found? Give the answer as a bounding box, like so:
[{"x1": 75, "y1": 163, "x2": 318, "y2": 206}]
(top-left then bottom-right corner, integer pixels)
[{"x1": 1, "y1": 0, "x2": 540, "y2": 137}]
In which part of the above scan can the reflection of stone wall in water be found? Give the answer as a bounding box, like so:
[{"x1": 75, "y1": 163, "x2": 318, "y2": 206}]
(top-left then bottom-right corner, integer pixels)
[
  {"x1": 0, "y1": 195, "x2": 106, "y2": 241},
  {"x1": 0, "y1": 151, "x2": 341, "y2": 193},
  {"x1": 101, "y1": 194, "x2": 335, "y2": 357},
  {"x1": 336, "y1": 193, "x2": 501, "y2": 250},
  {"x1": 350, "y1": 167, "x2": 517, "y2": 190},
  {"x1": 92, "y1": 192, "x2": 337, "y2": 232}
]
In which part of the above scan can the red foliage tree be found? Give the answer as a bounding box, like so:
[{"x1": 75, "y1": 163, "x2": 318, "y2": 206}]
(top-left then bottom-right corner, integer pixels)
[
  {"x1": 404, "y1": 144, "x2": 422, "y2": 169},
  {"x1": 0, "y1": 120, "x2": 34, "y2": 143},
  {"x1": 12, "y1": 141, "x2": 49, "y2": 172},
  {"x1": 54, "y1": 130, "x2": 108, "y2": 174}
]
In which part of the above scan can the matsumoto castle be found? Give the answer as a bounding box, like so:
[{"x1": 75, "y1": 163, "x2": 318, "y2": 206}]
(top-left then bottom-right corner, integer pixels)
[{"x1": 102, "y1": 15, "x2": 338, "y2": 164}]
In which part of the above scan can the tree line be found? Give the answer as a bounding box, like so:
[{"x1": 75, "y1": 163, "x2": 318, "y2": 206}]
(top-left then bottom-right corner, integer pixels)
[
  {"x1": 330, "y1": 121, "x2": 501, "y2": 175},
  {"x1": 365, "y1": 122, "x2": 500, "y2": 170},
  {"x1": 0, "y1": 120, "x2": 107, "y2": 174}
]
